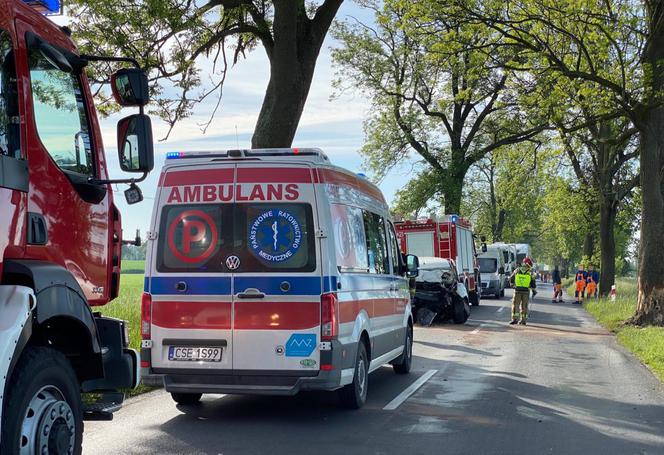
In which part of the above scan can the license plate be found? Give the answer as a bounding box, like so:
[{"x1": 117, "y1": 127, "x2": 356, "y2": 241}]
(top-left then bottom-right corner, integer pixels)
[{"x1": 168, "y1": 346, "x2": 222, "y2": 362}]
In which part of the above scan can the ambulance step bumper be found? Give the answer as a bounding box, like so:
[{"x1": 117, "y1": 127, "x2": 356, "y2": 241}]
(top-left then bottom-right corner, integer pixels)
[{"x1": 161, "y1": 370, "x2": 341, "y2": 396}]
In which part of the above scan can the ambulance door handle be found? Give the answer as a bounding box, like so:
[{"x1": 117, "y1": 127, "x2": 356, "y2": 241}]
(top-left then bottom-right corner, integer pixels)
[{"x1": 237, "y1": 288, "x2": 265, "y2": 299}]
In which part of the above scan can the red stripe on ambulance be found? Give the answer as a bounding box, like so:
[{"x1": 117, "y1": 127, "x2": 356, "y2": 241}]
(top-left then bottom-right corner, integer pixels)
[
  {"x1": 152, "y1": 301, "x2": 232, "y2": 330},
  {"x1": 338, "y1": 298, "x2": 407, "y2": 323},
  {"x1": 163, "y1": 168, "x2": 235, "y2": 186},
  {"x1": 318, "y1": 169, "x2": 386, "y2": 203},
  {"x1": 234, "y1": 301, "x2": 319, "y2": 330}
]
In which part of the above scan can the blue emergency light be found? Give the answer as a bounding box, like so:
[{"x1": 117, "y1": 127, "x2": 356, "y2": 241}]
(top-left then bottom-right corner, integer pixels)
[
  {"x1": 451, "y1": 214, "x2": 458, "y2": 224},
  {"x1": 23, "y1": 0, "x2": 61, "y2": 15},
  {"x1": 166, "y1": 152, "x2": 184, "y2": 160}
]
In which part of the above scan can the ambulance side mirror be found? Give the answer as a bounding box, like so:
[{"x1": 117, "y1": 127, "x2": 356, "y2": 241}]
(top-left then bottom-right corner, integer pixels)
[
  {"x1": 406, "y1": 254, "x2": 419, "y2": 278},
  {"x1": 481, "y1": 243, "x2": 488, "y2": 253}
]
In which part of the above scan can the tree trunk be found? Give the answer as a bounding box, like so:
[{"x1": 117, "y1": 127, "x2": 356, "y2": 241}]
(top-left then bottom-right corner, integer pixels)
[
  {"x1": 442, "y1": 172, "x2": 465, "y2": 214},
  {"x1": 251, "y1": 3, "x2": 316, "y2": 149},
  {"x1": 631, "y1": 113, "x2": 664, "y2": 325},
  {"x1": 598, "y1": 199, "x2": 617, "y2": 297},
  {"x1": 493, "y1": 208, "x2": 506, "y2": 241},
  {"x1": 583, "y1": 233, "x2": 595, "y2": 259},
  {"x1": 252, "y1": 68, "x2": 313, "y2": 148},
  {"x1": 631, "y1": 3, "x2": 664, "y2": 326},
  {"x1": 251, "y1": 0, "x2": 342, "y2": 148}
]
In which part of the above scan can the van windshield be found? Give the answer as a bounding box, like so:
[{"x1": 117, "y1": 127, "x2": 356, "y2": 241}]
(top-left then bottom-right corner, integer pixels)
[
  {"x1": 479, "y1": 258, "x2": 498, "y2": 273},
  {"x1": 157, "y1": 203, "x2": 316, "y2": 273}
]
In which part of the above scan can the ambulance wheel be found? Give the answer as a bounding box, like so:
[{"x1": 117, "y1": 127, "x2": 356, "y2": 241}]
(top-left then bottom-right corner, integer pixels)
[
  {"x1": 340, "y1": 342, "x2": 369, "y2": 409},
  {"x1": 1, "y1": 347, "x2": 83, "y2": 455},
  {"x1": 393, "y1": 324, "x2": 413, "y2": 374},
  {"x1": 470, "y1": 291, "x2": 480, "y2": 306},
  {"x1": 171, "y1": 393, "x2": 202, "y2": 405}
]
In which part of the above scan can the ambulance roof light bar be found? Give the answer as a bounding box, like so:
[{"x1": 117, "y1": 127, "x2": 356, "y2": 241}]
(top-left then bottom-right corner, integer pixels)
[
  {"x1": 23, "y1": 0, "x2": 61, "y2": 15},
  {"x1": 166, "y1": 148, "x2": 329, "y2": 161}
]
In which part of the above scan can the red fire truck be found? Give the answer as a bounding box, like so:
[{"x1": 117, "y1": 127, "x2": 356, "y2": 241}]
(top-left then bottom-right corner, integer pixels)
[
  {"x1": 395, "y1": 216, "x2": 482, "y2": 306},
  {"x1": 0, "y1": 1, "x2": 154, "y2": 453}
]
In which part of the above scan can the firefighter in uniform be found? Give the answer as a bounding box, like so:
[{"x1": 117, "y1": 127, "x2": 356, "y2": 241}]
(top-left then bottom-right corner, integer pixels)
[
  {"x1": 509, "y1": 260, "x2": 536, "y2": 325},
  {"x1": 574, "y1": 264, "x2": 587, "y2": 304}
]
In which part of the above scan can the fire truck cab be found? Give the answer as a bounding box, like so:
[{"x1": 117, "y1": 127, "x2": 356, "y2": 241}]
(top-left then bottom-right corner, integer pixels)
[
  {"x1": 0, "y1": 1, "x2": 154, "y2": 454},
  {"x1": 395, "y1": 216, "x2": 482, "y2": 306}
]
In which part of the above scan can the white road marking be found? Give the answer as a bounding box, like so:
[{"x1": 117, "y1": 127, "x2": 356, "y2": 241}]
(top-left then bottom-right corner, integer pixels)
[
  {"x1": 496, "y1": 306, "x2": 505, "y2": 313},
  {"x1": 470, "y1": 323, "x2": 485, "y2": 334},
  {"x1": 383, "y1": 369, "x2": 438, "y2": 411}
]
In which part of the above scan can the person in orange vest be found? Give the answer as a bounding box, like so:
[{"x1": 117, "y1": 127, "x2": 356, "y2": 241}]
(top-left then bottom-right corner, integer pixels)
[
  {"x1": 573, "y1": 264, "x2": 587, "y2": 305},
  {"x1": 586, "y1": 264, "x2": 599, "y2": 299}
]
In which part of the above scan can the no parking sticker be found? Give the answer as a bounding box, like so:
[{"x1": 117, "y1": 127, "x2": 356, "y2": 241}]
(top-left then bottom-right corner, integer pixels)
[
  {"x1": 167, "y1": 210, "x2": 218, "y2": 263},
  {"x1": 249, "y1": 209, "x2": 302, "y2": 263}
]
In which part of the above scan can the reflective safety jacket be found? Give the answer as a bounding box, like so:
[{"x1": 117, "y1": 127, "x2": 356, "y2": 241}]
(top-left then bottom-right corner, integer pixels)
[
  {"x1": 511, "y1": 267, "x2": 535, "y2": 292},
  {"x1": 575, "y1": 270, "x2": 587, "y2": 283}
]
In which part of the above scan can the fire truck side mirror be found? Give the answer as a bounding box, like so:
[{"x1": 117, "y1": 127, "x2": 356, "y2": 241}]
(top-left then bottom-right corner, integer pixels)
[
  {"x1": 117, "y1": 114, "x2": 154, "y2": 173},
  {"x1": 111, "y1": 68, "x2": 149, "y2": 107},
  {"x1": 406, "y1": 254, "x2": 419, "y2": 278}
]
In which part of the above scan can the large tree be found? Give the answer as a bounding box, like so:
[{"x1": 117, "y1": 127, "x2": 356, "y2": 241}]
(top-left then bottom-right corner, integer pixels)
[
  {"x1": 69, "y1": 0, "x2": 344, "y2": 147},
  {"x1": 451, "y1": 0, "x2": 663, "y2": 324},
  {"x1": 559, "y1": 117, "x2": 639, "y2": 295},
  {"x1": 332, "y1": 0, "x2": 548, "y2": 214}
]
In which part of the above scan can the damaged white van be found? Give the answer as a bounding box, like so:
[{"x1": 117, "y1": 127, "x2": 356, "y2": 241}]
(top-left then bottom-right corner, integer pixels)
[{"x1": 140, "y1": 148, "x2": 418, "y2": 408}]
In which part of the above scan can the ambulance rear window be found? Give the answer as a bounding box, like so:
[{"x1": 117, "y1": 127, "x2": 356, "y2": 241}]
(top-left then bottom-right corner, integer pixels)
[{"x1": 157, "y1": 203, "x2": 316, "y2": 273}]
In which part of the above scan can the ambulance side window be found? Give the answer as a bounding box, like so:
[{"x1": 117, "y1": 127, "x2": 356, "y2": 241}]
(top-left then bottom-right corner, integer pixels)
[
  {"x1": 0, "y1": 30, "x2": 19, "y2": 159},
  {"x1": 331, "y1": 204, "x2": 369, "y2": 273},
  {"x1": 362, "y1": 210, "x2": 389, "y2": 275},
  {"x1": 387, "y1": 222, "x2": 401, "y2": 275}
]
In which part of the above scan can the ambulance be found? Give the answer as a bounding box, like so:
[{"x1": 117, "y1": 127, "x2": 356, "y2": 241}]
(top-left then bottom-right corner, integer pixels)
[{"x1": 140, "y1": 148, "x2": 418, "y2": 409}]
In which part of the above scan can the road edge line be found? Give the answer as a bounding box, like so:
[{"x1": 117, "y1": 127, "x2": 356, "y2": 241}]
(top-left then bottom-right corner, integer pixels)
[{"x1": 383, "y1": 369, "x2": 438, "y2": 411}]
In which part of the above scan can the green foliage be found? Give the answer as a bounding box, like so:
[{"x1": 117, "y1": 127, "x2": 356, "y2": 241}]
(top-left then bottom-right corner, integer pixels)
[{"x1": 332, "y1": 0, "x2": 547, "y2": 214}]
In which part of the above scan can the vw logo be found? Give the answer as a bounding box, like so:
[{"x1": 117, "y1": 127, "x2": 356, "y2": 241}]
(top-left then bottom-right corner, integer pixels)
[{"x1": 226, "y1": 255, "x2": 241, "y2": 270}]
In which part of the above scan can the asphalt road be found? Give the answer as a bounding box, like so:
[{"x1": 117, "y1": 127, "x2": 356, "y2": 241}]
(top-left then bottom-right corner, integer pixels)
[{"x1": 83, "y1": 283, "x2": 664, "y2": 454}]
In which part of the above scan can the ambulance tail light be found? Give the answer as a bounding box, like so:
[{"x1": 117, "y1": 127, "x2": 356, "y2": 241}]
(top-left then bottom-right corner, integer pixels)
[
  {"x1": 321, "y1": 292, "x2": 338, "y2": 341},
  {"x1": 141, "y1": 293, "x2": 152, "y2": 340}
]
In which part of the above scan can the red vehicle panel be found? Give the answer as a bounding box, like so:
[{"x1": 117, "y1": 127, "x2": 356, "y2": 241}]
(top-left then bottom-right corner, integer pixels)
[
  {"x1": 395, "y1": 217, "x2": 479, "y2": 294},
  {"x1": 1, "y1": 5, "x2": 121, "y2": 305}
]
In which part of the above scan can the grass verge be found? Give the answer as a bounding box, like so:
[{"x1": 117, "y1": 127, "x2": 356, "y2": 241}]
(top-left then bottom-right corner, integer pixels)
[{"x1": 579, "y1": 278, "x2": 664, "y2": 383}]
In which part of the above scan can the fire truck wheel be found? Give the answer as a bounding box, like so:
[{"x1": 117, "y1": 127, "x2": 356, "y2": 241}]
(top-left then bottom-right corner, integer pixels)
[
  {"x1": 339, "y1": 341, "x2": 369, "y2": 409},
  {"x1": 1, "y1": 347, "x2": 82, "y2": 455},
  {"x1": 171, "y1": 393, "x2": 202, "y2": 405},
  {"x1": 470, "y1": 291, "x2": 480, "y2": 306},
  {"x1": 393, "y1": 324, "x2": 413, "y2": 374}
]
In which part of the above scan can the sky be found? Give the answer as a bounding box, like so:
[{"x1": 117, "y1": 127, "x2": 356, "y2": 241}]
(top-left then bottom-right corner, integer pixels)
[{"x1": 56, "y1": 2, "x2": 413, "y2": 237}]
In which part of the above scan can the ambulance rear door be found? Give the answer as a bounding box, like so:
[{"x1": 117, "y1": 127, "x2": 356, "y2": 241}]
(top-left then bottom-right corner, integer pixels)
[
  {"x1": 148, "y1": 164, "x2": 236, "y2": 373},
  {"x1": 231, "y1": 163, "x2": 323, "y2": 373}
]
